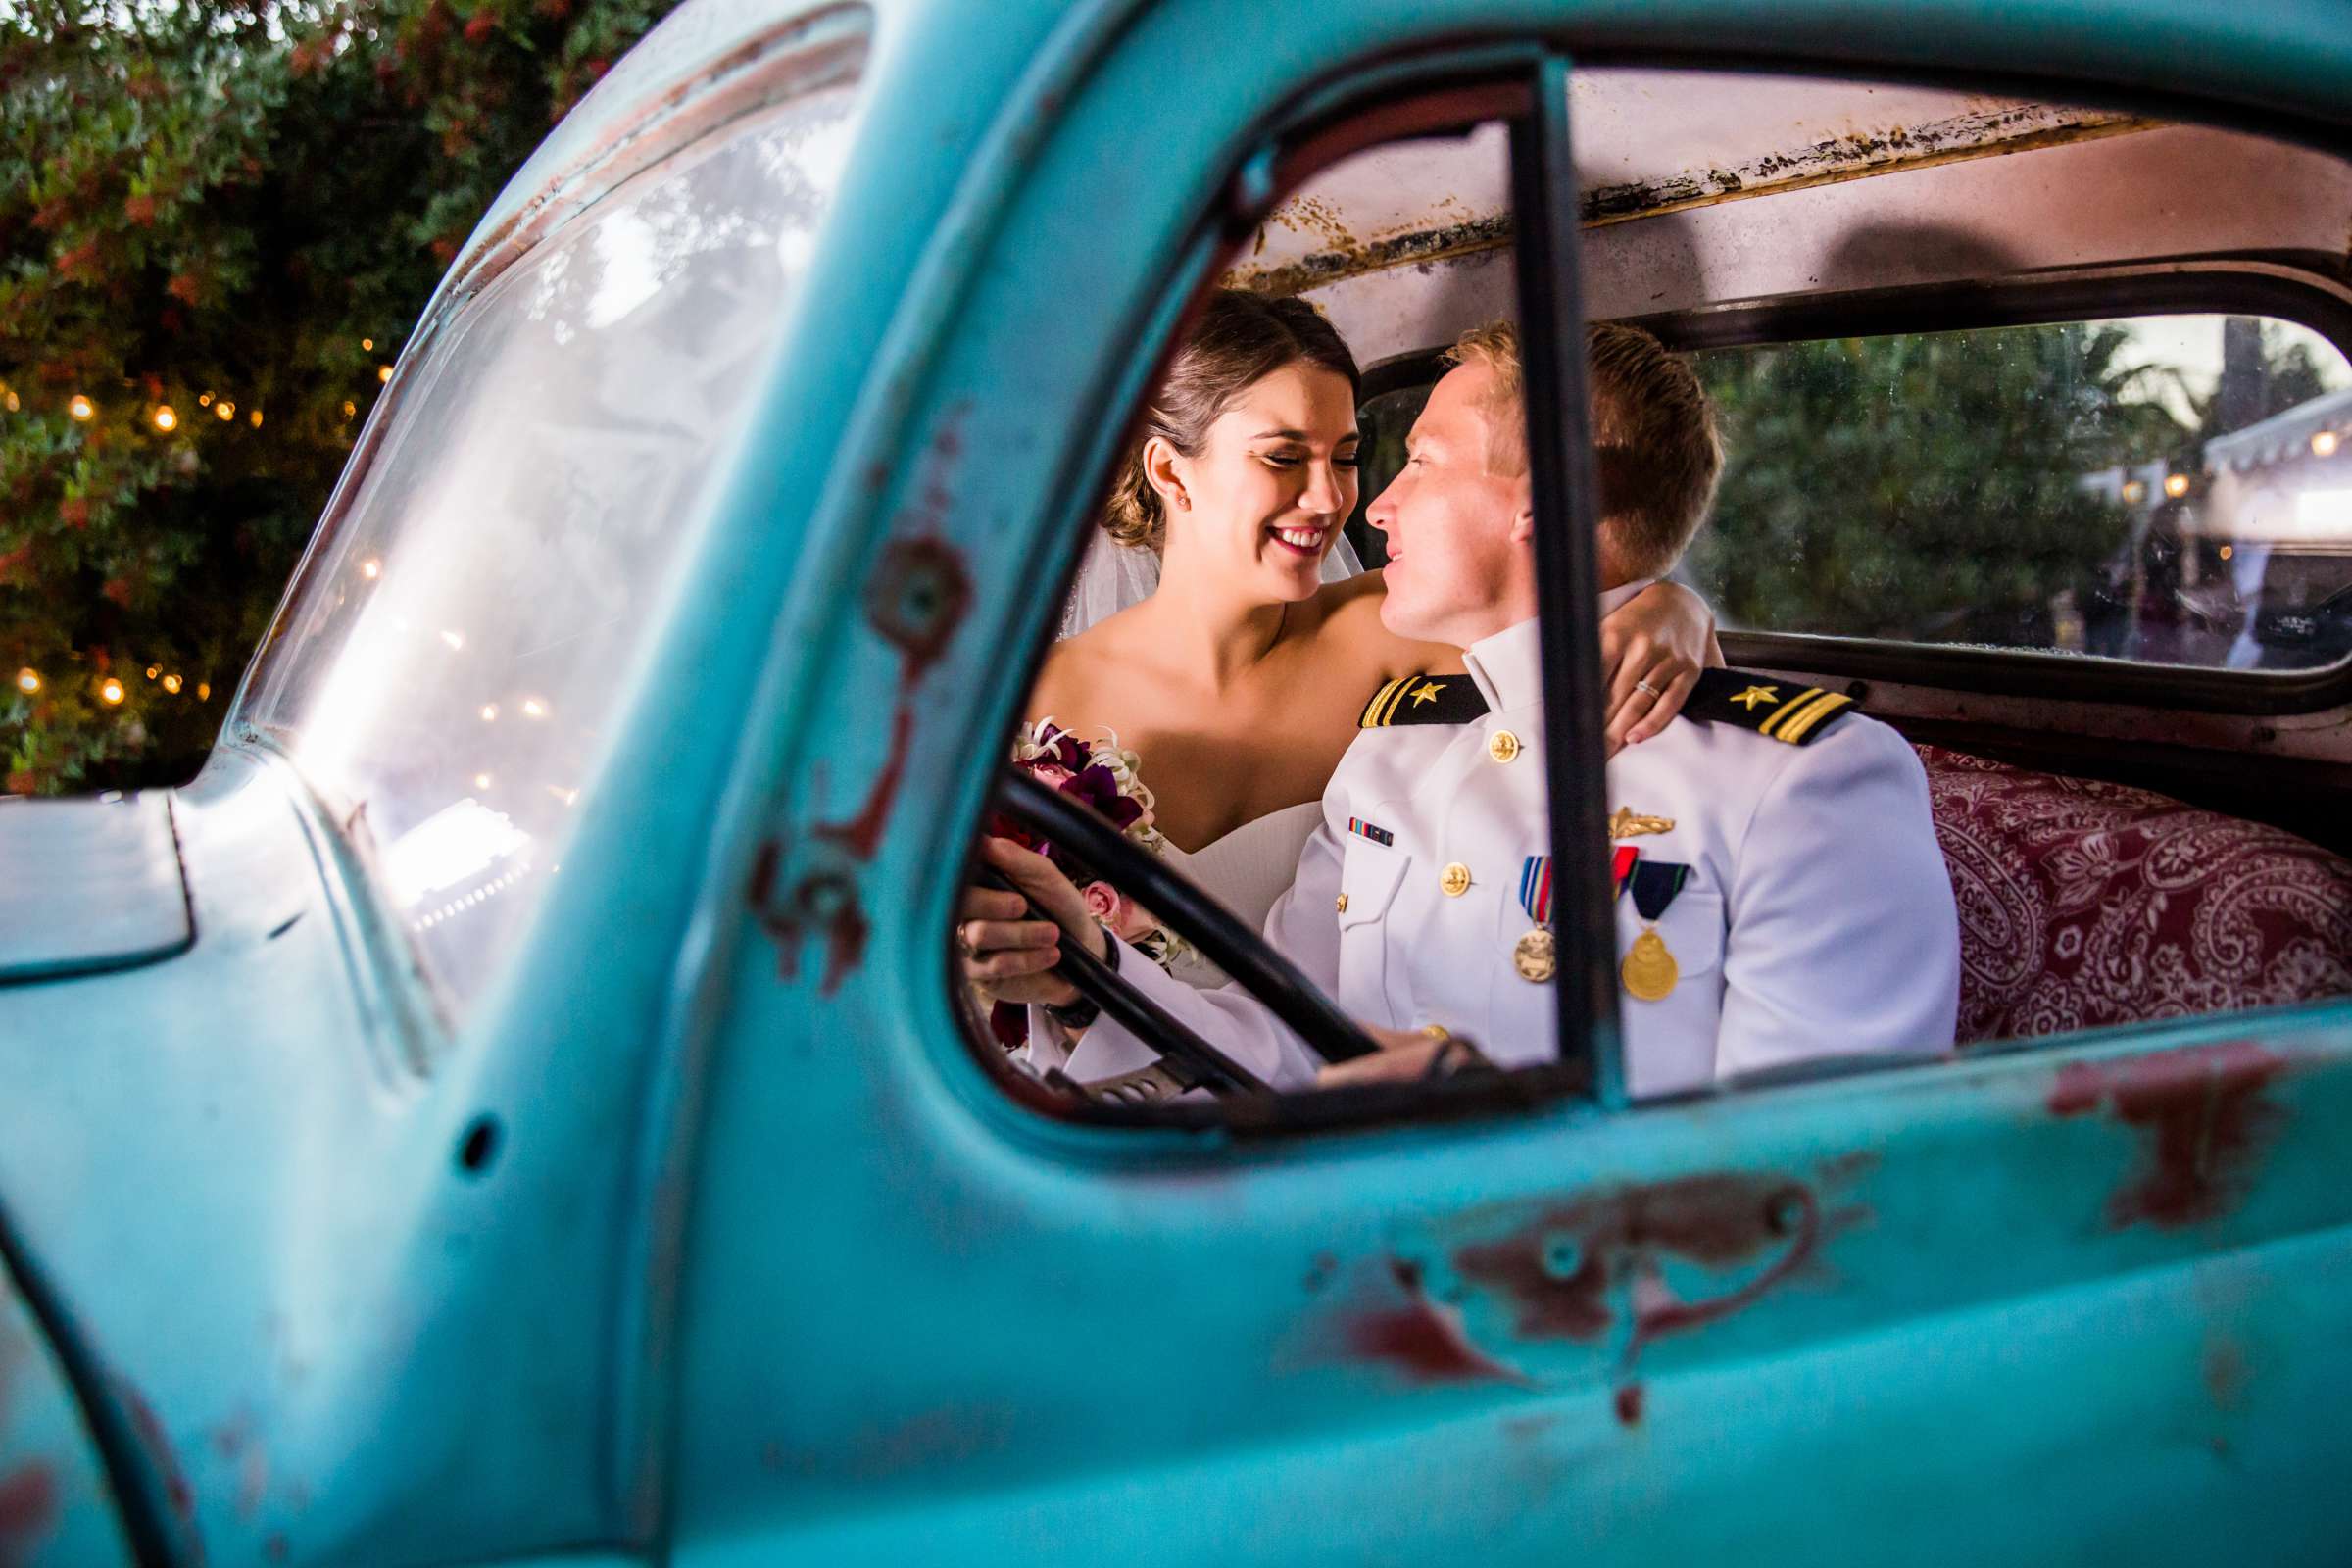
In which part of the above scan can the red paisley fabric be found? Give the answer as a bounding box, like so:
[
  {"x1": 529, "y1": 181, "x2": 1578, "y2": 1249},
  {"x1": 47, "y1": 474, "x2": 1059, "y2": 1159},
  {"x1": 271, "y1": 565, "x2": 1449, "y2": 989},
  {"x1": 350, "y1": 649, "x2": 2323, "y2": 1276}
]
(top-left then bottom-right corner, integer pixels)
[{"x1": 1916, "y1": 744, "x2": 2352, "y2": 1045}]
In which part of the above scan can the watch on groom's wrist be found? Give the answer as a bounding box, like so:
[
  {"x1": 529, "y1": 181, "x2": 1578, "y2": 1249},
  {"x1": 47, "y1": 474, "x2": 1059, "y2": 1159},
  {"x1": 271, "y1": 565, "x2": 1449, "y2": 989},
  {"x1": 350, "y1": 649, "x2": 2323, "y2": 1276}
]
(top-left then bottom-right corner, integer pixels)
[{"x1": 1045, "y1": 926, "x2": 1116, "y2": 1032}]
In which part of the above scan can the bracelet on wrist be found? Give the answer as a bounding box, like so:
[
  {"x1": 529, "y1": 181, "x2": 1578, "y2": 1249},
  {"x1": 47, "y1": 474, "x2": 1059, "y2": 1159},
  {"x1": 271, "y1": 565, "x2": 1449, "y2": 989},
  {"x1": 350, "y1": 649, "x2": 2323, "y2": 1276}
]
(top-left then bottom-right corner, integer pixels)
[{"x1": 1045, "y1": 924, "x2": 1116, "y2": 1031}]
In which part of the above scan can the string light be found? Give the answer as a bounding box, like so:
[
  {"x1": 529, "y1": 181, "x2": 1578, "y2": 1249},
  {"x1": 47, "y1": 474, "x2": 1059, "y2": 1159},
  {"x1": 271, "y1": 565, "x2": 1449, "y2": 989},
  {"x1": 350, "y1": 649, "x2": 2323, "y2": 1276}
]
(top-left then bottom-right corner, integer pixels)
[
  {"x1": 2314, "y1": 430, "x2": 2340, "y2": 458},
  {"x1": 362, "y1": 338, "x2": 374, "y2": 351},
  {"x1": 2164, "y1": 473, "x2": 2191, "y2": 499},
  {"x1": 199, "y1": 392, "x2": 213, "y2": 407},
  {"x1": 520, "y1": 698, "x2": 545, "y2": 718},
  {"x1": 249, "y1": 409, "x2": 263, "y2": 428},
  {"x1": 4, "y1": 392, "x2": 18, "y2": 413},
  {"x1": 161, "y1": 673, "x2": 182, "y2": 694},
  {"x1": 152, "y1": 406, "x2": 177, "y2": 432},
  {"x1": 473, "y1": 772, "x2": 492, "y2": 790},
  {"x1": 145, "y1": 664, "x2": 160, "y2": 680},
  {"x1": 377, "y1": 366, "x2": 393, "y2": 383},
  {"x1": 342, "y1": 401, "x2": 357, "y2": 417},
  {"x1": 361, "y1": 559, "x2": 381, "y2": 580},
  {"x1": 479, "y1": 704, "x2": 498, "y2": 721},
  {"x1": 2220, "y1": 545, "x2": 2236, "y2": 561},
  {"x1": 99, "y1": 678, "x2": 124, "y2": 705},
  {"x1": 216, "y1": 401, "x2": 235, "y2": 421},
  {"x1": 68, "y1": 395, "x2": 94, "y2": 421},
  {"x1": 196, "y1": 682, "x2": 210, "y2": 701},
  {"x1": 440, "y1": 630, "x2": 465, "y2": 651},
  {"x1": 15, "y1": 669, "x2": 38, "y2": 695}
]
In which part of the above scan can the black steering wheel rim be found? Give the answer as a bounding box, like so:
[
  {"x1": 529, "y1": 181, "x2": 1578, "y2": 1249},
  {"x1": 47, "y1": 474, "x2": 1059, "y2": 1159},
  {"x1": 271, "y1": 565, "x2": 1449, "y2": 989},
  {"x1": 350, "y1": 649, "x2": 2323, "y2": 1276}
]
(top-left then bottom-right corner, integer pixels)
[{"x1": 991, "y1": 769, "x2": 1384, "y2": 1082}]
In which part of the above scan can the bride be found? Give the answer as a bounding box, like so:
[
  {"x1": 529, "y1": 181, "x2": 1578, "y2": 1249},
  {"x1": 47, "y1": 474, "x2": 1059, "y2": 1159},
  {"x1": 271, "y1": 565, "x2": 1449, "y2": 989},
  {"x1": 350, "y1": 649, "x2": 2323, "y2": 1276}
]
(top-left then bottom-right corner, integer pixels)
[{"x1": 966, "y1": 289, "x2": 1717, "y2": 1006}]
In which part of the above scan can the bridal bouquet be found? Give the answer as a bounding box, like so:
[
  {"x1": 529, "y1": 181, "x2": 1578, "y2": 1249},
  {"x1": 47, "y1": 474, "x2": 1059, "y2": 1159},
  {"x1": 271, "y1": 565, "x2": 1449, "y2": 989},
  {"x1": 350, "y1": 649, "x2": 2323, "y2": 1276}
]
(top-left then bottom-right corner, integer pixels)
[
  {"x1": 987, "y1": 720, "x2": 1188, "y2": 1047},
  {"x1": 997, "y1": 719, "x2": 1189, "y2": 968}
]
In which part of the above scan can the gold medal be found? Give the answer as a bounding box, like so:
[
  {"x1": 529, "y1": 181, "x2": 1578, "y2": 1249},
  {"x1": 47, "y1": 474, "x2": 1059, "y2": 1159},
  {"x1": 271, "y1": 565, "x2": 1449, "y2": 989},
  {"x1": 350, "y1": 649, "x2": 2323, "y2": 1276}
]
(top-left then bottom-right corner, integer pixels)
[
  {"x1": 1513, "y1": 927, "x2": 1556, "y2": 983},
  {"x1": 1621, "y1": 928, "x2": 1679, "y2": 1001}
]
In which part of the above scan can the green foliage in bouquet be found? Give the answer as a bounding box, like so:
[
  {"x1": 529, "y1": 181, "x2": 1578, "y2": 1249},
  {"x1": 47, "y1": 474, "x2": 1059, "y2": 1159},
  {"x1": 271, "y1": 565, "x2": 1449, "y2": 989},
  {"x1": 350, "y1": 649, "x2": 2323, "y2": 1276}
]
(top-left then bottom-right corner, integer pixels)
[{"x1": 1, "y1": 0, "x2": 676, "y2": 794}]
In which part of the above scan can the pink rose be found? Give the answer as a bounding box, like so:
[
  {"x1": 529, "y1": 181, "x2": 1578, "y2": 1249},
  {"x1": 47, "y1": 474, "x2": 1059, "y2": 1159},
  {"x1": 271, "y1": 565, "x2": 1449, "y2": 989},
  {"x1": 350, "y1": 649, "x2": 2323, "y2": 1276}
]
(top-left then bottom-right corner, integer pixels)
[
  {"x1": 1110, "y1": 898, "x2": 1160, "y2": 943},
  {"x1": 1083, "y1": 881, "x2": 1159, "y2": 943}
]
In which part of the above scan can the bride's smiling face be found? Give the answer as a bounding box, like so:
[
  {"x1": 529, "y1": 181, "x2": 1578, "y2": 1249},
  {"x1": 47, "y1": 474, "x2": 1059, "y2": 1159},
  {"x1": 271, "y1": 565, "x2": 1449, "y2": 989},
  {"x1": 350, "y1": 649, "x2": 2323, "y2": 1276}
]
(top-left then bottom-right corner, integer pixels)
[{"x1": 1148, "y1": 362, "x2": 1360, "y2": 602}]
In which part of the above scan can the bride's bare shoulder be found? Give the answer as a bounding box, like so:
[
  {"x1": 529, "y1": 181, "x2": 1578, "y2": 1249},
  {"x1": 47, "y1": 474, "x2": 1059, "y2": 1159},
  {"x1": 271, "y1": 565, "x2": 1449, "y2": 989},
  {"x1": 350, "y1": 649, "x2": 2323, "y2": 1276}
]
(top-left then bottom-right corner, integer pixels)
[
  {"x1": 1027, "y1": 612, "x2": 1139, "y2": 720},
  {"x1": 1299, "y1": 567, "x2": 1462, "y2": 677}
]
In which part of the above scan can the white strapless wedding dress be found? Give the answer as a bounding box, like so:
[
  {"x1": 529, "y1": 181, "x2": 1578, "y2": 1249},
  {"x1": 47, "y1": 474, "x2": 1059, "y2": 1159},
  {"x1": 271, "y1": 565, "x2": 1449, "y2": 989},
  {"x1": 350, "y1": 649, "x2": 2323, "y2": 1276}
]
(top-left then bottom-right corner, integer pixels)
[
  {"x1": 1017, "y1": 792, "x2": 1322, "y2": 1086},
  {"x1": 1156, "y1": 801, "x2": 1323, "y2": 988}
]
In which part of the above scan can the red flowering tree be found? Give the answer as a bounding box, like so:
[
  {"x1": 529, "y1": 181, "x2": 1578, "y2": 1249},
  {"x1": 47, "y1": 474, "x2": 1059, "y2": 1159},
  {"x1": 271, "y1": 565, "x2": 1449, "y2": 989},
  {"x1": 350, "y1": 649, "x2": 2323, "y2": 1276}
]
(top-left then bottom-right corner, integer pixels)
[{"x1": 0, "y1": 0, "x2": 673, "y2": 794}]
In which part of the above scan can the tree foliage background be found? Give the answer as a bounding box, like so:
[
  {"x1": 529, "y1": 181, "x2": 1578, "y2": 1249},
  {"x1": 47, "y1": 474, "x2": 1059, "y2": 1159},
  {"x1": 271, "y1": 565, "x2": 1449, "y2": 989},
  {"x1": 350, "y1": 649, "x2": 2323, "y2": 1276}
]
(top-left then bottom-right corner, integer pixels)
[
  {"x1": 1, "y1": 0, "x2": 678, "y2": 795},
  {"x1": 1686, "y1": 318, "x2": 2338, "y2": 650}
]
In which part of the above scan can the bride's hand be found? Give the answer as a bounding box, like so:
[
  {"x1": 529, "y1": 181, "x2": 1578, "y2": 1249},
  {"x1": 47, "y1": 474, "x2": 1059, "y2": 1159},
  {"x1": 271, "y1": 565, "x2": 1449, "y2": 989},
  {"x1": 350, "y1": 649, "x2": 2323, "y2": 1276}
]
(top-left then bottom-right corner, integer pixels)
[
  {"x1": 1314, "y1": 1023, "x2": 1488, "y2": 1087},
  {"x1": 957, "y1": 837, "x2": 1107, "y2": 1009},
  {"x1": 1598, "y1": 579, "x2": 1721, "y2": 755}
]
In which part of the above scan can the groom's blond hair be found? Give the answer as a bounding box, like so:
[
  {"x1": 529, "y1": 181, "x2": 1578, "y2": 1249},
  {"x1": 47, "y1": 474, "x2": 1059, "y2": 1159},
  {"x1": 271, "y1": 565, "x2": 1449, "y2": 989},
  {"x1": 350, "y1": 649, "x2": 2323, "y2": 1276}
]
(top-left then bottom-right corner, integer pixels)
[{"x1": 1445, "y1": 320, "x2": 1722, "y2": 579}]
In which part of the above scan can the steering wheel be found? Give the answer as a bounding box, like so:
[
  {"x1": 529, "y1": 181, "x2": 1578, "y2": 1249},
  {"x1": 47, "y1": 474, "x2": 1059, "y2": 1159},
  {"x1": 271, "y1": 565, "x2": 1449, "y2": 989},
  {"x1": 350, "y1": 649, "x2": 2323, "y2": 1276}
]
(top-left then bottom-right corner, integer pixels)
[{"x1": 989, "y1": 769, "x2": 1384, "y2": 1099}]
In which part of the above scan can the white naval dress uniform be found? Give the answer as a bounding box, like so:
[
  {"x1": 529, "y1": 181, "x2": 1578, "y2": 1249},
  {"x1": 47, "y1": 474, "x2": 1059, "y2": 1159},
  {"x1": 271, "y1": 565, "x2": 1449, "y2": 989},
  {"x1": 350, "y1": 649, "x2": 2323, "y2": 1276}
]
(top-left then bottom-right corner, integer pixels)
[{"x1": 1054, "y1": 611, "x2": 1961, "y2": 1099}]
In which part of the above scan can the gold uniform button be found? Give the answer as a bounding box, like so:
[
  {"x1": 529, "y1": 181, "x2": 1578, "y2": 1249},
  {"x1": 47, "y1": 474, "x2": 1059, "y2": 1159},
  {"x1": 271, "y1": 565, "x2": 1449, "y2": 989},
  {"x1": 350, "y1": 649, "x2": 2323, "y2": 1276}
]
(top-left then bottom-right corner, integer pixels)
[
  {"x1": 1335, "y1": 893, "x2": 1349, "y2": 913},
  {"x1": 1440, "y1": 861, "x2": 1472, "y2": 897},
  {"x1": 1487, "y1": 729, "x2": 1521, "y2": 763}
]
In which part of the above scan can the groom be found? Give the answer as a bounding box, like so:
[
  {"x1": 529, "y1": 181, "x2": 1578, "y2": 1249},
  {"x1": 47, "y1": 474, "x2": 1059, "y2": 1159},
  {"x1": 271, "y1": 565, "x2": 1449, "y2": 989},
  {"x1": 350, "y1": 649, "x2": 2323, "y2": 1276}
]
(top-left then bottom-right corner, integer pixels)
[{"x1": 965, "y1": 321, "x2": 1958, "y2": 1098}]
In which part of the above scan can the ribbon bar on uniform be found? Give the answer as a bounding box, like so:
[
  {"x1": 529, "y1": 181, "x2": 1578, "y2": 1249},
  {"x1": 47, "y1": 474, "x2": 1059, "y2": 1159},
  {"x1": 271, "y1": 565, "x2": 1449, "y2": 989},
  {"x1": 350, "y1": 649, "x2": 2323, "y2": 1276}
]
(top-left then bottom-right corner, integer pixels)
[
  {"x1": 1520, "y1": 848, "x2": 1640, "y2": 925},
  {"x1": 1628, "y1": 859, "x2": 1690, "y2": 922}
]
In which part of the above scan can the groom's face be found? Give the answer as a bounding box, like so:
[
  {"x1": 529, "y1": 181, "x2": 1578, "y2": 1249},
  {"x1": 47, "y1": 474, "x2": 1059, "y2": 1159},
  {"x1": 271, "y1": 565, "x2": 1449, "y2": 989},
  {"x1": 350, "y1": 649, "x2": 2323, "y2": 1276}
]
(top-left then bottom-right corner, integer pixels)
[{"x1": 1366, "y1": 363, "x2": 1533, "y2": 645}]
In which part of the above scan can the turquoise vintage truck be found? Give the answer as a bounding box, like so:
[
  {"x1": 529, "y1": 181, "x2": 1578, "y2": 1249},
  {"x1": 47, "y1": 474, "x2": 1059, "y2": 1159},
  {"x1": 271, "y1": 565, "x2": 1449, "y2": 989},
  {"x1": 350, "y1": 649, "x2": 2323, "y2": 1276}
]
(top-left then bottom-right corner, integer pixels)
[{"x1": 8, "y1": 0, "x2": 2352, "y2": 1561}]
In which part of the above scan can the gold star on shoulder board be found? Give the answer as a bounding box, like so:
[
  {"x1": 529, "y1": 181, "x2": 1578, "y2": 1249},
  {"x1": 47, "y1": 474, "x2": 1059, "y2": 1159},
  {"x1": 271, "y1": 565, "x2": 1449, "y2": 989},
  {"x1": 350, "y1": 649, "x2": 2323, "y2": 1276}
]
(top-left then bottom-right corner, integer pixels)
[
  {"x1": 1410, "y1": 679, "x2": 1446, "y2": 706},
  {"x1": 1731, "y1": 683, "x2": 1779, "y2": 710}
]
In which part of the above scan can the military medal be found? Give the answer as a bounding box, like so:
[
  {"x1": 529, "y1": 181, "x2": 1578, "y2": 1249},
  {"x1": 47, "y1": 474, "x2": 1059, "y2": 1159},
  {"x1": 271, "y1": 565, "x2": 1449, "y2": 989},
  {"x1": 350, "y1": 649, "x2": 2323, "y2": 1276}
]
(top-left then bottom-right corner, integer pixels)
[
  {"x1": 1621, "y1": 930, "x2": 1679, "y2": 1001},
  {"x1": 1510, "y1": 850, "x2": 1641, "y2": 983},
  {"x1": 1621, "y1": 860, "x2": 1690, "y2": 1002},
  {"x1": 1513, "y1": 855, "x2": 1556, "y2": 981}
]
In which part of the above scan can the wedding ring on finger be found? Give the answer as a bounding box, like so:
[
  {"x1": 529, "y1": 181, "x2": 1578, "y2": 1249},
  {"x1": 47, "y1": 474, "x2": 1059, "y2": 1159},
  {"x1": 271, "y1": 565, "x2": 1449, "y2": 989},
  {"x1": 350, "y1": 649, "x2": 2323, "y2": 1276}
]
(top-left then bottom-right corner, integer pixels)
[{"x1": 1635, "y1": 678, "x2": 1663, "y2": 698}]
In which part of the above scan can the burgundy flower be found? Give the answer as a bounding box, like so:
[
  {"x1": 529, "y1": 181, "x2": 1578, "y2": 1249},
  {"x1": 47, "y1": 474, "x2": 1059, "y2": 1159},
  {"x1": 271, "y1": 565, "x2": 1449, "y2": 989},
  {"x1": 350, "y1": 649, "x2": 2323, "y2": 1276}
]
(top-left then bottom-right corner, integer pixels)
[
  {"x1": 1059, "y1": 763, "x2": 1144, "y2": 832},
  {"x1": 1036, "y1": 727, "x2": 1091, "y2": 773}
]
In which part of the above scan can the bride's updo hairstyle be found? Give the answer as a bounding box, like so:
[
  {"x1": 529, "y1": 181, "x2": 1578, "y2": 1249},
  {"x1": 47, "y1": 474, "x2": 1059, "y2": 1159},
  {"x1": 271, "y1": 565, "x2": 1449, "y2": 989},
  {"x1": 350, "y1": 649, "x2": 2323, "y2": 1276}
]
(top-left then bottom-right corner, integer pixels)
[{"x1": 1103, "y1": 289, "x2": 1360, "y2": 553}]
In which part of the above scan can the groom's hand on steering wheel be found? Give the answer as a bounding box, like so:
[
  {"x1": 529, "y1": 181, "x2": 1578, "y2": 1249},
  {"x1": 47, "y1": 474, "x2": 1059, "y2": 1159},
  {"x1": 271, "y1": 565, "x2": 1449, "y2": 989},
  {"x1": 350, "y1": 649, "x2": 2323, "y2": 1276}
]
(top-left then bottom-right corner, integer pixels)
[{"x1": 958, "y1": 836, "x2": 1109, "y2": 1009}]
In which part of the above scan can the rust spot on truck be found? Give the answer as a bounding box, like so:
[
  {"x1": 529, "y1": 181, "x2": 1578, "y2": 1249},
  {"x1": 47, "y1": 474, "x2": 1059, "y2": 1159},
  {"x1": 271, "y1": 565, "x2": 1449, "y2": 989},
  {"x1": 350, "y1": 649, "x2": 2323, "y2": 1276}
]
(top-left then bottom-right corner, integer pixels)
[
  {"x1": 814, "y1": 701, "x2": 914, "y2": 861},
  {"x1": 2202, "y1": 1333, "x2": 2251, "y2": 1412},
  {"x1": 1328, "y1": 1162, "x2": 1867, "y2": 1413},
  {"x1": 748, "y1": 854, "x2": 869, "y2": 996},
  {"x1": 1452, "y1": 1172, "x2": 1841, "y2": 1360},
  {"x1": 865, "y1": 538, "x2": 972, "y2": 685},
  {"x1": 1342, "y1": 1259, "x2": 1523, "y2": 1388},
  {"x1": 115, "y1": 1379, "x2": 202, "y2": 1553},
  {"x1": 2048, "y1": 1041, "x2": 2287, "y2": 1229},
  {"x1": 0, "y1": 1464, "x2": 57, "y2": 1562}
]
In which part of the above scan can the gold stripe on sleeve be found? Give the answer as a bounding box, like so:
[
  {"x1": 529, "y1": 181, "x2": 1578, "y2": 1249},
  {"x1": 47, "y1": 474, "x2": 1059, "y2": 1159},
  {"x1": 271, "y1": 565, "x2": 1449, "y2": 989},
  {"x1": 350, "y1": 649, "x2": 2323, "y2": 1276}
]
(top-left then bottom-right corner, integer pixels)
[
  {"x1": 1382, "y1": 676, "x2": 1420, "y2": 727},
  {"x1": 1758, "y1": 686, "x2": 1825, "y2": 739},
  {"x1": 1764, "y1": 689, "x2": 1839, "y2": 741},
  {"x1": 1775, "y1": 691, "x2": 1852, "y2": 744}
]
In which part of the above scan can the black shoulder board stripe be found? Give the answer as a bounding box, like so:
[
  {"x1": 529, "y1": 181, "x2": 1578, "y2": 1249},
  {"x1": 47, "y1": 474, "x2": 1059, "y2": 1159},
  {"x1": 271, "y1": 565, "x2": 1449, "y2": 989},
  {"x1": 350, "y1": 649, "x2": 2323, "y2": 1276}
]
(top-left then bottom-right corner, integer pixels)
[
  {"x1": 1358, "y1": 672, "x2": 1489, "y2": 729},
  {"x1": 1682, "y1": 669, "x2": 1857, "y2": 746}
]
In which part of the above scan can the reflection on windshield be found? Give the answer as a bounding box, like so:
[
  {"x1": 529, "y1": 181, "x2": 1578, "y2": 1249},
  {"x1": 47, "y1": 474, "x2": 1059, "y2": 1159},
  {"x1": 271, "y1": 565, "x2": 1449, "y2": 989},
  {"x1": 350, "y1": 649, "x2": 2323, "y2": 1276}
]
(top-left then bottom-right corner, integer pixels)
[{"x1": 242, "y1": 49, "x2": 867, "y2": 1015}]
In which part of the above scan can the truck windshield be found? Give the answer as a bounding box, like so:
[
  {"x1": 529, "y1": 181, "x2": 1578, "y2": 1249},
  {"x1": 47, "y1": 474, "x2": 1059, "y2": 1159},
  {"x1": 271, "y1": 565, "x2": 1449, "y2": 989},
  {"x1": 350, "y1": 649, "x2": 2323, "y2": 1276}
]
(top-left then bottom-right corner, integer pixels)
[{"x1": 239, "y1": 28, "x2": 866, "y2": 1014}]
